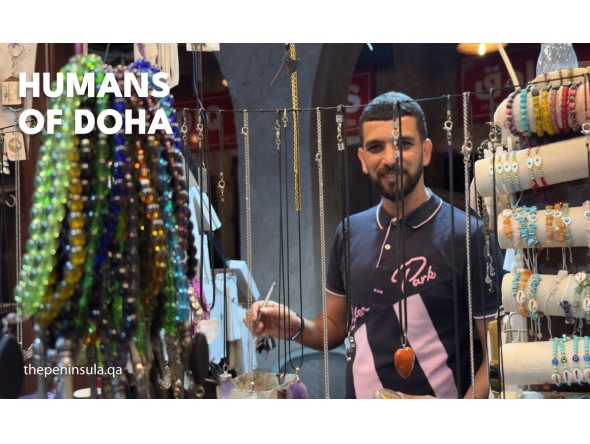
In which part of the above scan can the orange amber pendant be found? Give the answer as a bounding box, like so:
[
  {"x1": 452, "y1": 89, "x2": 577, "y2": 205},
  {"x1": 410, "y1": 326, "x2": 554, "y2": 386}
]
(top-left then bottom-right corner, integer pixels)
[{"x1": 394, "y1": 347, "x2": 415, "y2": 378}]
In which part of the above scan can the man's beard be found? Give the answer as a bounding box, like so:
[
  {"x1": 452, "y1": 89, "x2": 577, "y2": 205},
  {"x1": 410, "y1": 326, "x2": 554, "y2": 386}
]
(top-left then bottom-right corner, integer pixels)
[{"x1": 370, "y1": 163, "x2": 423, "y2": 202}]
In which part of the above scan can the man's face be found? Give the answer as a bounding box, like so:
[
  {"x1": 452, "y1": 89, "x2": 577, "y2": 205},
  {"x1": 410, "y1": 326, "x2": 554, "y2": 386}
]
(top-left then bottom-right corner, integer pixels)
[{"x1": 357, "y1": 116, "x2": 432, "y2": 202}]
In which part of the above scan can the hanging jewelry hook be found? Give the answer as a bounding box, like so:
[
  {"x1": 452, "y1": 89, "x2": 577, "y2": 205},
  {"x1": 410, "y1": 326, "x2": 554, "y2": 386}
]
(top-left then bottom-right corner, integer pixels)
[
  {"x1": 7, "y1": 43, "x2": 23, "y2": 58},
  {"x1": 444, "y1": 95, "x2": 453, "y2": 139}
]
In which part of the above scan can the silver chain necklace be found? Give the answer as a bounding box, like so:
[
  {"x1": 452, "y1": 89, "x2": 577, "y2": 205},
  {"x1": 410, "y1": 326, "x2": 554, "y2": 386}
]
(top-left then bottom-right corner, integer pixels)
[
  {"x1": 461, "y1": 92, "x2": 476, "y2": 399},
  {"x1": 241, "y1": 110, "x2": 256, "y2": 397},
  {"x1": 315, "y1": 107, "x2": 330, "y2": 398},
  {"x1": 6, "y1": 44, "x2": 25, "y2": 354}
]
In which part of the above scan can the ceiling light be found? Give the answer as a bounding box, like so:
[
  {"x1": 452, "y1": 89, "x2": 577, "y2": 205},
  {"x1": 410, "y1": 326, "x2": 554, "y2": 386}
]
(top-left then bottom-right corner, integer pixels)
[{"x1": 456, "y1": 43, "x2": 508, "y2": 56}]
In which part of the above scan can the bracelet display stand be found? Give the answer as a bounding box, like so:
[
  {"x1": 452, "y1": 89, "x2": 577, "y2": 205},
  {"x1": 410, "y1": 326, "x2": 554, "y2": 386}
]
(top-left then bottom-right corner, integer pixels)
[
  {"x1": 474, "y1": 137, "x2": 589, "y2": 198},
  {"x1": 482, "y1": 64, "x2": 590, "y2": 397},
  {"x1": 493, "y1": 68, "x2": 590, "y2": 134},
  {"x1": 497, "y1": 203, "x2": 590, "y2": 249},
  {"x1": 501, "y1": 272, "x2": 590, "y2": 318},
  {"x1": 501, "y1": 340, "x2": 587, "y2": 386}
]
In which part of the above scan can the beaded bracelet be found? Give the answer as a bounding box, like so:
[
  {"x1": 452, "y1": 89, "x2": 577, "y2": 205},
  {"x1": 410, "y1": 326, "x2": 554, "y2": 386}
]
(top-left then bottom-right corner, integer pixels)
[
  {"x1": 488, "y1": 155, "x2": 495, "y2": 192},
  {"x1": 533, "y1": 145, "x2": 549, "y2": 188},
  {"x1": 561, "y1": 202, "x2": 573, "y2": 248},
  {"x1": 512, "y1": 269, "x2": 522, "y2": 311},
  {"x1": 549, "y1": 85, "x2": 562, "y2": 135},
  {"x1": 551, "y1": 337, "x2": 563, "y2": 386},
  {"x1": 573, "y1": 271, "x2": 587, "y2": 313},
  {"x1": 509, "y1": 150, "x2": 523, "y2": 192},
  {"x1": 505, "y1": 88, "x2": 521, "y2": 137},
  {"x1": 511, "y1": 215, "x2": 521, "y2": 247},
  {"x1": 495, "y1": 154, "x2": 509, "y2": 194},
  {"x1": 553, "y1": 204, "x2": 565, "y2": 244},
  {"x1": 559, "y1": 274, "x2": 575, "y2": 324},
  {"x1": 503, "y1": 152, "x2": 517, "y2": 194},
  {"x1": 520, "y1": 87, "x2": 532, "y2": 137},
  {"x1": 544, "y1": 206, "x2": 555, "y2": 246},
  {"x1": 528, "y1": 273, "x2": 541, "y2": 319},
  {"x1": 516, "y1": 207, "x2": 529, "y2": 246},
  {"x1": 559, "y1": 336, "x2": 573, "y2": 386},
  {"x1": 584, "y1": 200, "x2": 590, "y2": 256},
  {"x1": 568, "y1": 82, "x2": 580, "y2": 132},
  {"x1": 572, "y1": 335, "x2": 584, "y2": 385},
  {"x1": 527, "y1": 205, "x2": 539, "y2": 248},
  {"x1": 584, "y1": 336, "x2": 590, "y2": 383},
  {"x1": 546, "y1": 270, "x2": 568, "y2": 313},
  {"x1": 531, "y1": 86, "x2": 544, "y2": 137},
  {"x1": 502, "y1": 209, "x2": 513, "y2": 241},
  {"x1": 561, "y1": 83, "x2": 572, "y2": 133},
  {"x1": 517, "y1": 268, "x2": 532, "y2": 317},
  {"x1": 540, "y1": 86, "x2": 555, "y2": 136},
  {"x1": 526, "y1": 148, "x2": 541, "y2": 188},
  {"x1": 584, "y1": 286, "x2": 590, "y2": 324}
]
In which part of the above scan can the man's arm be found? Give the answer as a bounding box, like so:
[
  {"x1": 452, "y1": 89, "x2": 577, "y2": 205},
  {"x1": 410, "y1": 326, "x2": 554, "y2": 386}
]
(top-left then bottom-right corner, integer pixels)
[
  {"x1": 462, "y1": 317, "x2": 491, "y2": 399},
  {"x1": 245, "y1": 292, "x2": 348, "y2": 351}
]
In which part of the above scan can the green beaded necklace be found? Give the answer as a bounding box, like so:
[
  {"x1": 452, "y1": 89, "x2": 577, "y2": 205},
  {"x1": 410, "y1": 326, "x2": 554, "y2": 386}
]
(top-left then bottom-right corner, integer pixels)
[{"x1": 15, "y1": 54, "x2": 104, "y2": 321}]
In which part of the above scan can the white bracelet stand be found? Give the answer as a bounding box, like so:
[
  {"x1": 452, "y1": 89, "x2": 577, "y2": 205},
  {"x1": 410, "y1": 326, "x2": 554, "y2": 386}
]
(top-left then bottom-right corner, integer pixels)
[
  {"x1": 497, "y1": 204, "x2": 590, "y2": 249},
  {"x1": 493, "y1": 68, "x2": 590, "y2": 133},
  {"x1": 474, "y1": 136, "x2": 590, "y2": 198},
  {"x1": 501, "y1": 272, "x2": 589, "y2": 318},
  {"x1": 501, "y1": 339, "x2": 586, "y2": 386}
]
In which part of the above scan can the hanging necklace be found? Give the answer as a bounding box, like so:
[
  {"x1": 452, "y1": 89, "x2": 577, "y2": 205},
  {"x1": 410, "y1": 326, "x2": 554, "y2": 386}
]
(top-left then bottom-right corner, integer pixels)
[
  {"x1": 15, "y1": 54, "x2": 100, "y2": 322},
  {"x1": 2, "y1": 44, "x2": 27, "y2": 357},
  {"x1": 277, "y1": 109, "x2": 289, "y2": 397},
  {"x1": 336, "y1": 106, "x2": 355, "y2": 363},
  {"x1": 461, "y1": 92, "x2": 476, "y2": 398},
  {"x1": 444, "y1": 95, "x2": 463, "y2": 394},
  {"x1": 392, "y1": 101, "x2": 414, "y2": 379},
  {"x1": 289, "y1": 44, "x2": 301, "y2": 214},
  {"x1": 316, "y1": 107, "x2": 330, "y2": 398},
  {"x1": 217, "y1": 109, "x2": 234, "y2": 398},
  {"x1": 285, "y1": 106, "x2": 307, "y2": 399},
  {"x1": 180, "y1": 109, "x2": 198, "y2": 282},
  {"x1": 242, "y1": 109, "x2": 257, "y2": 397}
]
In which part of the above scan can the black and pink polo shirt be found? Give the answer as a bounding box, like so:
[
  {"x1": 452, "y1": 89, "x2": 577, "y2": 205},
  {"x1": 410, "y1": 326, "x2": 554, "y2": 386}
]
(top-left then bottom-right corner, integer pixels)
[{"x1": 327, "y1": 191, "x2": 501, "y2": 398}]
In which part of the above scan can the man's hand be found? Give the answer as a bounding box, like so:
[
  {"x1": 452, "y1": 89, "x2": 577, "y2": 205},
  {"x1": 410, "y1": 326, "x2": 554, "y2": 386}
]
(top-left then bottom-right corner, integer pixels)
[
  {"x1": 243, "y1": 300, "x2": 300, "y2": 340},
  {"x1": 396, "y1": 392, "x2": 436, "y2": 399}
]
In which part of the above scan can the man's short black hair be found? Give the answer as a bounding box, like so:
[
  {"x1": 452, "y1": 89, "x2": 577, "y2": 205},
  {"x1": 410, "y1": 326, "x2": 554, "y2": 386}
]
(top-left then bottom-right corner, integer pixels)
[{"x1": 359, "y1": 91, "x2": 428, "y2": 144}]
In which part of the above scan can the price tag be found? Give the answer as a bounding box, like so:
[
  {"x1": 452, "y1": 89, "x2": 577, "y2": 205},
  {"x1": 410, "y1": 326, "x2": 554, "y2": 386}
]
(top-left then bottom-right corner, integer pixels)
[
  {"x1": 1, "y1": 76, "x2": 22, "y2": 108},
  {"x1": 4, "y1": 131, "x2": 26, "y2": 161}
]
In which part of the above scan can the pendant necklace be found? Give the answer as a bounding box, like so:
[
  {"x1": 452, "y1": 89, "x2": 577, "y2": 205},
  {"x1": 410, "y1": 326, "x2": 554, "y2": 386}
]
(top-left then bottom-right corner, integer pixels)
[
  {"x1": 217, "y1": 109, "x2": 234, "y2": 398},
  {"x1": 461, "y1": 92, "x2": 476, "y2": 398},
  {"x1": 336, "y1": 106, "x2": 355, "y2": 363},
  {"x1": 276, "y1": 109, "x2": 289, "y2": 399},
  {"x1": 2, "y1": 44, "x2": 29, "y2": 358},
  {"x1": 242, "y1": 110, "x2": 257, "y2": 397},
  {"x1": 195, "y1": 107, "x2": 220, "y2": 343},
  {"x1": 316, "y1": 107, "x2": 330, "y2": 398},
  {"x1": 444, "y1": 95, "x2": 463, "y2": 394},
  {"x1": 392, "y1": 101, "x2": 415, "y2": 379},
  {"x1": 281, "y1": 109, "x2": 307, "y2": 399}
]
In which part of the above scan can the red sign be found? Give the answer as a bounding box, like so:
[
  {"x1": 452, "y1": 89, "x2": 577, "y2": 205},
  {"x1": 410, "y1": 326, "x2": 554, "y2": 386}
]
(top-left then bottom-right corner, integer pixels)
[
  {"x1": 174, "y1": 93, "x2": 238, "y2": 151},
  {"x1": 347, "y1": 68, "x2": 374, "y2": 135},
  {"x1": 459, "y1": 44, "x2": 590, "y2": 123}
]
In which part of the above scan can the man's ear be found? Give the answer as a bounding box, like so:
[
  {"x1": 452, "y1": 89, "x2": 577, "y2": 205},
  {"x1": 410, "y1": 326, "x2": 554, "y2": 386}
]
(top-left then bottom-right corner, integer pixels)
[
  {"x1": 357, "y1": 147, "x2": 368, "y2": 174},
  {"x1": 422, "y1": 138, "x2": 433, "y2": 167}
]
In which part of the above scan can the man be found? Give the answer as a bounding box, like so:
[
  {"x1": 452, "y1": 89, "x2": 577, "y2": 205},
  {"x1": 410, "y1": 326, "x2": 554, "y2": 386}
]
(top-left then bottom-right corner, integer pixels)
[{"x1": 245, "y1": 91, "x2": 501, "y2": 399}]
